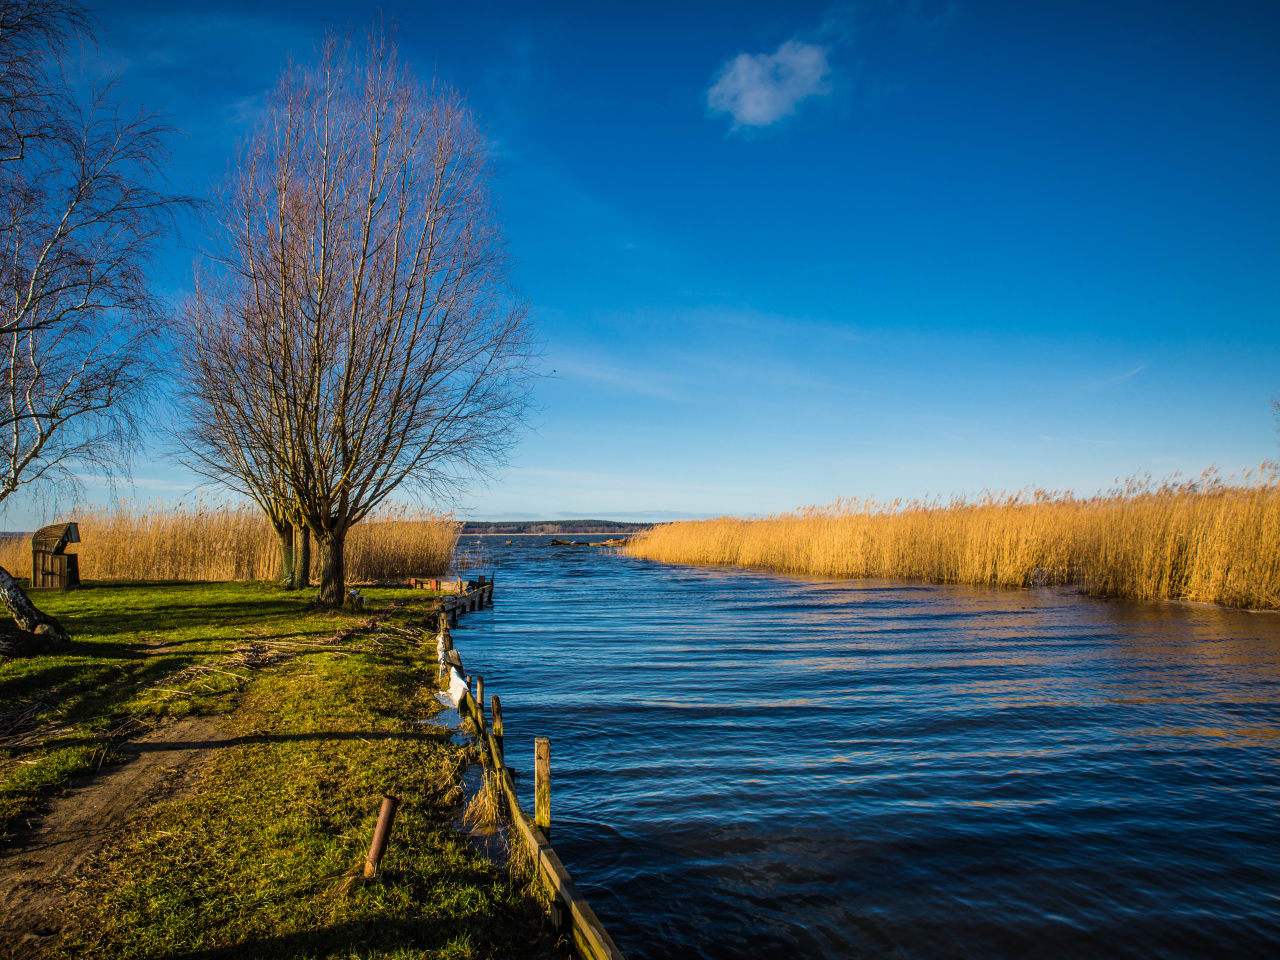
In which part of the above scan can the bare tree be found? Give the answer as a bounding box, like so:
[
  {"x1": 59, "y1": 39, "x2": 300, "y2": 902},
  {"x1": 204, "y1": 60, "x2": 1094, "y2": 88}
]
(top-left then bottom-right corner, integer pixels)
[
  {"x1": 0, "y1": 0, "x2": 186, "y2": 652},
  {"x1": 178, "y1": 278, "x2": 309, "y2": 588},
  {"x1": 0, "y1": 0, "x2": 87, "y2": 165},
  {"x1": 0, "y1": 0, "x2": 186, "y2": 507},
  {"x1": 180, "y1": 31, "x2": 535, "y2": 606}
]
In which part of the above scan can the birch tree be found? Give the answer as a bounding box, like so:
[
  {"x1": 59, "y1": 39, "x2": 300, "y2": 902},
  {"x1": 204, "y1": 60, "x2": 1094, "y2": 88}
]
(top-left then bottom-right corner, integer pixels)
[
  {"x1": 0, "y1": 0, "x2": 184, "y2": 652},
  {"x1": 0, "y1": 0, "x2": 185, "y2": 506},
  {"x1": 180, "y1": 32, "x2": 535, "y2": 605}
]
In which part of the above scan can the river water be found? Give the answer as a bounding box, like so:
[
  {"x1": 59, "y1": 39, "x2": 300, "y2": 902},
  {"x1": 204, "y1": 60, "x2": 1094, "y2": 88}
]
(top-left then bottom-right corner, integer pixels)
[{"x1": 451, "y1": 535, "x2": 1280, "y2": 959}]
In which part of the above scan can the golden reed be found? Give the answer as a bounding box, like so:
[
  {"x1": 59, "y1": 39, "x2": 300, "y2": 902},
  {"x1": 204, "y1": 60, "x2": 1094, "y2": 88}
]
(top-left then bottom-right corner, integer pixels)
[
  {"x1": 625, "y1": 467, "x2": 1280, "y2": 610},
  {"x1": 0, "y1": 501, "x2": 459, "y2": 583}
]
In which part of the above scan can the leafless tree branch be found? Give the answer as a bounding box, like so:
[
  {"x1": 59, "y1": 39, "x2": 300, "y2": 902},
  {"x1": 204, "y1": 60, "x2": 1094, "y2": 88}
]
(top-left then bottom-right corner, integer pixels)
[
  {"x1": 177, "y1": 29, "x2": 536, "y2": 605},
  {"x1": 0, "y1": 0, "x2": 190, "y2": 507}
]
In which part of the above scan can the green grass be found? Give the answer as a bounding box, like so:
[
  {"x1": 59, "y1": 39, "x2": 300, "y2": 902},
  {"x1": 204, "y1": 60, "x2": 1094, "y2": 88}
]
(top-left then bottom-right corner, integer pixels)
[
  {"x1": 1, "y1": 581, "x2": 402, "y2": 840},
  {"x1": 2, "y1": 581, "x2": 559, "y2": 958}
]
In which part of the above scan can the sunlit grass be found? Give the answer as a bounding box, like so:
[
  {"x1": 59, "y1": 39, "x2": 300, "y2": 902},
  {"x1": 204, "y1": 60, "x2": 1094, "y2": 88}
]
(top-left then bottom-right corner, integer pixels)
[
  {"x1": 49, "y1": 615, "x2": 551, "y2": 959},
  {"x1": 0, "y1": 582, "x2": 425, "y2": 842},
  {"x1": 625, "y1": 465, "x2": 1280, "y2": 609},
  {"x1": 0, "y1": 580, "x2": 550, "y2": 957},
  {"x1": 0, "y1": 501, "x2": 460, "y2": 583}
]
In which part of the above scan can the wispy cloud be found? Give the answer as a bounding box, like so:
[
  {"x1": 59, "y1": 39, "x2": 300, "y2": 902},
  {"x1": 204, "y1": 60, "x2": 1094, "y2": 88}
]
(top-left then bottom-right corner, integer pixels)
[
  {"x1": 1040, "y1": 434, "x2": 1161, "y2": 448},
  {"x1": 552, "y1": 356, "x2": 688, "y2": 401},
  {"x1": 1085, "y1": 363, "x2": 1146, "y2": 389},
  {"x1": 707, "y1": 39, "x2": 832, "y2": 128}
]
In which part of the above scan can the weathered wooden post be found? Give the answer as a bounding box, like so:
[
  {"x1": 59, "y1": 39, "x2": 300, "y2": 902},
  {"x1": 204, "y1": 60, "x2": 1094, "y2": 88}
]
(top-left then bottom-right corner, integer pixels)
[
  {"x1": 437, "y1": 612, "x2": 453, "y2": 684},
  {"x1": 475, "y1": 676, "x2": 485, "y2": 726},
  {"x1": 490, "y1": 694, "x2": 504, "y2": 762},
  {"x1": 535, "y1": 737, "x2": 551, "y2": 837},
  {"x1": 363, "y1": 794, "x2": 400, "y2": 879}
]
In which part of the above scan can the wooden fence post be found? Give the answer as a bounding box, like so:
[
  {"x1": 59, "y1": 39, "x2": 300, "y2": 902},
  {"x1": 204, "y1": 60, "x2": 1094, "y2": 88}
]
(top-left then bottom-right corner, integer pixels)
[
  {"x1": 437, "y1": 613, "x2": 452, "y2": 684},
  {"x1": 535, "y1": 737, "x2": 551, "y2": 837},
  {"x1": 475, "y1": 676, "x2": 485, "y2": 725},
  {"x1": 491, "y1": 694, "x2": 504, "y2": 762},
  {"x1": 363, "y1": 794, "x2": 400, "y2": 879}
]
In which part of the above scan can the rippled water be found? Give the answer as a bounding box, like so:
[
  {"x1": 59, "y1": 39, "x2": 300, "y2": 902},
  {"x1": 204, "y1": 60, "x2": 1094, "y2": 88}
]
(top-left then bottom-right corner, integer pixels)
[{"x1": 451, "y1": 536, "x2": 1280, "y2": 959}]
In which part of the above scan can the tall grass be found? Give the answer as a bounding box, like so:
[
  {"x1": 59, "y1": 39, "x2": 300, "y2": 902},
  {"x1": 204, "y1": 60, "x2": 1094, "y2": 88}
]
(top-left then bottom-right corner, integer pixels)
[
  {"x1": 0, "y1": 501, "x2": 459, "y2": 583},
  {"x1": 625, "y1": 467, "x2": 1280, "y2": 610}
]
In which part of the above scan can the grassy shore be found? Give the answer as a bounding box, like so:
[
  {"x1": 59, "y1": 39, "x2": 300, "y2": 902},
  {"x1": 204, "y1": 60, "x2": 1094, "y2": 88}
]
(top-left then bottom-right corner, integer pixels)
[
  {"x1": 0, "y1": 503, "x2": 460, "y2": 583},
  {"x1": 1, "y1": 582, "x2": 557, "y2": 959},
  {"x1": 625, "y1": 469, "x2": 1280, "y2": 609}
]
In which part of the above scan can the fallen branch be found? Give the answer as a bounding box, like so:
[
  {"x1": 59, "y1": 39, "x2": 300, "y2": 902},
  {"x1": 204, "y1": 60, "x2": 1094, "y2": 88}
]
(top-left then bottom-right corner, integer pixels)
[{"x1": 0, "y1": 565, "x2": 70, "y2": 652}]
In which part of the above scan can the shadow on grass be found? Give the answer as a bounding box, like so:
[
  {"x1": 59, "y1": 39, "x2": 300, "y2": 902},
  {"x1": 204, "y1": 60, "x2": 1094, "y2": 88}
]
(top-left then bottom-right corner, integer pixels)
[
  {"x1": 2, "y1": 635, "x2": 425, "y2": 722},
  {"x1": 55, "y1": 598, "x2": 320, "y2": 641},
  {"x1": 156, "y1": 908, "x2": 541, "y2": 960},
  {"x1": 6, "y1": 728, "x2": 452, "y2": 757}
]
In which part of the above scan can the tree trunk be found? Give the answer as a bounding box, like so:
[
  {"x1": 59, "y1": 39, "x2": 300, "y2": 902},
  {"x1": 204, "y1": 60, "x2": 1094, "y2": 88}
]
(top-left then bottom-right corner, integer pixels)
[
  {"x1": 318, "y1": 529, "x2": 346, "y2": 607},
  {"x1": 293, "y1": 527, "x2": 311, "y2": 589},
  {"x1": 0, "y1": 565, "x2": 69, "y2": 654},
  {"x1": 276, "y1": 522, "x2": 296, "y2": 589}
]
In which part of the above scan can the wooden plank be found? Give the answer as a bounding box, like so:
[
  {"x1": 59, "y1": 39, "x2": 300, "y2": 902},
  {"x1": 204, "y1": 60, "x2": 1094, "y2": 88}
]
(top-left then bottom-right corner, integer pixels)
[
  {"x1": 495, "y1": 767, "x2": 626, "y2": 960},
  {"x1": 446, "y1": 626, "x2": 625, "y2": 959},
  {"x1": 461, "y1": 693, "x2": 624, "y2": 958}
]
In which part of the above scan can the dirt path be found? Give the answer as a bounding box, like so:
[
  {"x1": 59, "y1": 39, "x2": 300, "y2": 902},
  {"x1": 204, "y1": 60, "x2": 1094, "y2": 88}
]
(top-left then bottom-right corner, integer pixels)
[{"x1": 0, "y1": 713, "x2": 225, "y2": 957}]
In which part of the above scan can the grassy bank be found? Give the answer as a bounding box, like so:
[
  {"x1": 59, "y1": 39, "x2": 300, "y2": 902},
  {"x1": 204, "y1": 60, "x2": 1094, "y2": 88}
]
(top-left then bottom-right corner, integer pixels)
[
  {"x1": 625, "y1": 469, "x2": 1280, "y2": 609},
  {"x1": 1, "y1": 582, "x2": 557, "y2": 958},
  {"x1": 0, "y1": 503, "x2": 460, "y2": 583},
  {"x1": 1, "y1": 581, "x2": 340, "y2": 840}
]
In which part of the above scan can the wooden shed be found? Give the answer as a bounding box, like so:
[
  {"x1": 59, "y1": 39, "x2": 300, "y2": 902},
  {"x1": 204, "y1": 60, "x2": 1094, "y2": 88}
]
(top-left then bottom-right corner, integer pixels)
[{"x1": 31, "y1": 522, "x2": 80, "y2": 589}]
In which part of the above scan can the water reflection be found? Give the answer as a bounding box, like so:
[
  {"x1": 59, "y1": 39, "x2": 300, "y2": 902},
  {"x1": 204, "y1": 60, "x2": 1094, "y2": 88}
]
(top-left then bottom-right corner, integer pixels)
[{"x1": 456, "y1": 537, "x2": 1280, "y2": 959}]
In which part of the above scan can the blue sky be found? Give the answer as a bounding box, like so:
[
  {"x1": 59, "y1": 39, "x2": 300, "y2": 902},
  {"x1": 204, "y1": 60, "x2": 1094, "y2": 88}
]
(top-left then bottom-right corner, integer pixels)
[{"x1": 6, "y1": 0, "x2": 1279, "y2": 524}]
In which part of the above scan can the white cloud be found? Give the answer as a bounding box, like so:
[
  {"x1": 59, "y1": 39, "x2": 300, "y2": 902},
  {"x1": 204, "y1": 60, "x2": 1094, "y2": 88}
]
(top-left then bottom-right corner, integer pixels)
[{"x1": 707, "y1": 39, "x2": 832, "y2": 128}]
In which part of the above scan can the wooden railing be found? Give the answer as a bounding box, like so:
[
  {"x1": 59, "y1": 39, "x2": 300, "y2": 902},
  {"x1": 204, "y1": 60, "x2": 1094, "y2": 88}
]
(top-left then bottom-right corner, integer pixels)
[{"x1": 434, "y1": 581, "x2": 626, "y2": 960}]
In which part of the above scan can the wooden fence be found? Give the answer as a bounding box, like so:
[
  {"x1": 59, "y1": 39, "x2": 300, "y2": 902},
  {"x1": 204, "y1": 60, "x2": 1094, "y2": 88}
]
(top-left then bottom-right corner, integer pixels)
[{"x1": 434, "y1": 581, "x2": 626, "y2": 960}]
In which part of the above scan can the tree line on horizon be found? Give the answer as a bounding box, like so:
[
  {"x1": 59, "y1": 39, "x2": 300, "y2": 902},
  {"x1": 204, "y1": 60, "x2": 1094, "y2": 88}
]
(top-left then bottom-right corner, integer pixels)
[
  {"x1": 460, "y1": 520, "x2": 650, "y2": 535},
  {"x1": 0, "y1": 1, "x2": 536, "y2": 624}
]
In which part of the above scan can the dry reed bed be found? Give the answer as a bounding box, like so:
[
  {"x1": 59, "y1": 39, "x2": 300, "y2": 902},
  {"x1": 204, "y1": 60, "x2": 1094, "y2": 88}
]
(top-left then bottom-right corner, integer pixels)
[
  {"x1": 0, "y1": 503, "x2": 459, "y2": 583},
  {"x1": 625, "y1": 469, "x2": 1280, "y2": 610}
]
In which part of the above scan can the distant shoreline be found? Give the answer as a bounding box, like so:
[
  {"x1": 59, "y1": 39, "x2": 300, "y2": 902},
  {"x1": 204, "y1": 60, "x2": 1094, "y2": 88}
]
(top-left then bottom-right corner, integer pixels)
[
  {"x1": 459, "y1": 520, "x2": 651, "y2": 535},
  {"x1": 463, "y1": 531, "x2": 639, "y2": 537}
]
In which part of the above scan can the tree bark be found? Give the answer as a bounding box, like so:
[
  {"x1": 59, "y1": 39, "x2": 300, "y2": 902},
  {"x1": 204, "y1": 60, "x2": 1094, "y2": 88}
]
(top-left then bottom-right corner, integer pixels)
[
  {"x1": 318, "y1": 530, "x2": 345, "y2": 607},
  {"x1": 0, "y1": 565, "x2": 69, "y2": 654},
  {"x1": 293, "y1": 527, "x2": 311, "y2": 589},
  {"x1": 276, "y1": 522, "x2": 296, "y2": 588}
]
